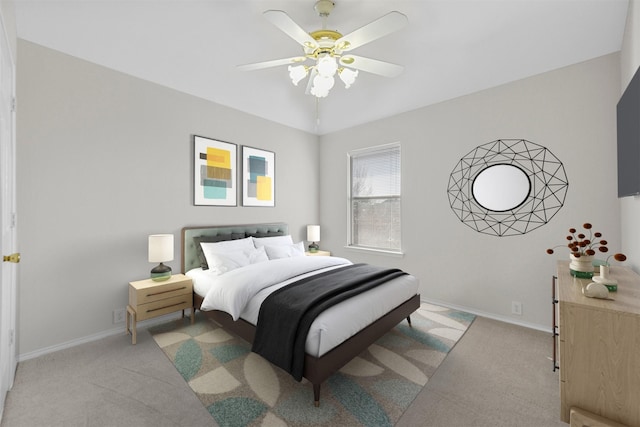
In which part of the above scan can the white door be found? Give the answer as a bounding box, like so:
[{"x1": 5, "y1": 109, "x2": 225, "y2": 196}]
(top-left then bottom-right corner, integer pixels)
[{"x1": 0, "y1": 12, "x2": 17, "y2": 419}]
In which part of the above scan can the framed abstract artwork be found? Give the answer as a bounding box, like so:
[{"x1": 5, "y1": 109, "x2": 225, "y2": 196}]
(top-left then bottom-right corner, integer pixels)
[
  {"x1": 242, "y1": 146, "x2": 275, "y2": 207},
  {"x1": 193, "y1": 135, "x2": 237, "y2": 206}
]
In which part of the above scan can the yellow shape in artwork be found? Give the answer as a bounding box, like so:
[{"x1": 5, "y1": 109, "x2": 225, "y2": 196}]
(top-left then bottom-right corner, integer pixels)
[
  {"x1": 256, "y1": 176, "x2": 272, "y2": 201},
  {"x1": 207, "y1": 147, "x2": 230, "y2": 168}
]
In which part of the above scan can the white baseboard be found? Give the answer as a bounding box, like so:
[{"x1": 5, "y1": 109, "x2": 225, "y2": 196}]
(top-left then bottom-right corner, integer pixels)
[
  {"x1": 18, "y1": 299, "x2": 550, "y2": 362},
  {"x1": 420, "y1": 297, "x2": 552, "y2": 333},
  {"x1": 17, "y1": 312, "x2": 184, "y2": 362}
]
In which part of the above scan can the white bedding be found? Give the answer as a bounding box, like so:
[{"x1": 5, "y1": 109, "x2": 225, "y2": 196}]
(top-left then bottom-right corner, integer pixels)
[{"x1": 186, "y1": 256, "x2": 419, "y2": 358}]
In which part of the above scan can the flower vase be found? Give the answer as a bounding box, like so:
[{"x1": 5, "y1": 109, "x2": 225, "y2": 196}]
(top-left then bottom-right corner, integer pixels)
[
  {"x1": 569, "y1": 254, "x2": 594, "y2": 278},
  {"x1": 592, "y1": 264, "x2": 618, "y2": 291}
]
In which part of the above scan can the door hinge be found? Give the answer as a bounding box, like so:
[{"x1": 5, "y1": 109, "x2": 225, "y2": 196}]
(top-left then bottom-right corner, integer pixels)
[
  {"x1": 11, "y1": 97, "x2": 15, "y2": 112},
  {"x1": 11, "y1": 212, "x2": 16, "y2": 228}
]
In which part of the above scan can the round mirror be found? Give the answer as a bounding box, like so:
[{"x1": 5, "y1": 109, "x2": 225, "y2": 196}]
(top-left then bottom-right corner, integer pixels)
[
  {"x1": 447, "y1": 139, "x2": 568, "y2": 236},
  {"x1": 472, "y1": 164, "x2": 531, "y2": 212}
]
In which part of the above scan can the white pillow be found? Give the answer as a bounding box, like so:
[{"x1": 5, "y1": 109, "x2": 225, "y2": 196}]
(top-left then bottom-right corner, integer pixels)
[
  {"x1": 264, "y1": 242, "x2": 305, "y2": 260},
  {"x1": 252, "y1": 235, "x2": 294, "y2": 248},
  {"x1": 200, "y1": 247, "x2": 251, "y2": 275},
  {"x1": 203, "y1": 236, "x2": 255, "y2": 253},
  {"x1": 247, "y1": 246, "x2": 269, "y2": 264}
]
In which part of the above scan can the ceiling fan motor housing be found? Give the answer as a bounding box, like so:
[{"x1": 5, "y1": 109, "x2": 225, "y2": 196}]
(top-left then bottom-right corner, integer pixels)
[{"x1": 314, "y1": 0, "x2": 335, "y2": 17}]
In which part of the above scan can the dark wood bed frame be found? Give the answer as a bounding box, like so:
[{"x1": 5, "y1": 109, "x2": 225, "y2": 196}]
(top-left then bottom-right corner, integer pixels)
[{"x1": 181, "y1": 223, "x2": 420, "y2": 406}]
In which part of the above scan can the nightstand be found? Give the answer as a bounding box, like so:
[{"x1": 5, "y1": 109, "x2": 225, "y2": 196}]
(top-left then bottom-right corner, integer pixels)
[
  {"x1": 305, "y1": 250, "x2": 331, "y2": 256},
  {"x1": 126, "y1": 273, "x2": 194, "y2": 344}
]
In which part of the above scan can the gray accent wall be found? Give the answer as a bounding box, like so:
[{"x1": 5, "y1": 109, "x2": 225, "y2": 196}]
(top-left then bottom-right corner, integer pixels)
[
  {"x1": 16, "y1": 40, "x2": 319, "y2": 356},
  {"x1": 319, "y1": 53, "x2": 621, "y2": 329}
]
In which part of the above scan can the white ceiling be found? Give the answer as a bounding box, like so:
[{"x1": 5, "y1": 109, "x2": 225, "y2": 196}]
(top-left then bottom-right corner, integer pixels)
[{"x1": 14, "y1": 0, "x2": 629, "y2": 135}]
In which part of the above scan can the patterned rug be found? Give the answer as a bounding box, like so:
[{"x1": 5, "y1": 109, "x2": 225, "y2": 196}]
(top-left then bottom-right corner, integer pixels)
[{"x1": 149, "y1": 303, "x2": 475, "y2": 427}]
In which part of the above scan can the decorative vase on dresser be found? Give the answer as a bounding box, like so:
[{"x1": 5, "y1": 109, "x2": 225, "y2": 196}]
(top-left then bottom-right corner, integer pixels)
[
  {"x1": 552, "y1": 260, "x2": 640, "y2": 426},
  {"x1": 568, "y1": 254, "x2": 594, "y2": 278}
]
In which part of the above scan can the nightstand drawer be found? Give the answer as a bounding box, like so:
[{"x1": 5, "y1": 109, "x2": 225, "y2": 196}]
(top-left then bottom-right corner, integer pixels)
[
  {"x1": 127, "y1": 273, "x2": 194, "y2": 344},
  {"x1": 129, "y1": 276, "x2": 192, "y2": 306},
  {"x1": 305, "y1": 250, "x2": 331, "y2": 256},
  {"x1": 135, "y1": 294, "x2": 193, "y2": 321}
]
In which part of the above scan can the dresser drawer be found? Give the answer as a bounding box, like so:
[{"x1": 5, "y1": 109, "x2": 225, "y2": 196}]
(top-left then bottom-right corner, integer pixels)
[{"x1": 136, "y1": 294, "x2": 193, "y2": 321}]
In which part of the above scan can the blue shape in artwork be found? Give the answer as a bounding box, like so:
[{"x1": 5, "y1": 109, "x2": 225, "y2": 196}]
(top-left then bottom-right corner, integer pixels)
[
  {"x1": 174, "y1": 339, "x2": 202, "y2": 381},
  {"x1": 203, "y1": 181, "x2": 227, "y2": 199},
  {"x1": 328, "y1": 373, "x2": 391, "y2": 427},
  {"x1": 203, "y1": 178, "x2": 230, "y2": 188},
  {"x1": 248, "y1": 156, "x2": 266, "y2": 183}
]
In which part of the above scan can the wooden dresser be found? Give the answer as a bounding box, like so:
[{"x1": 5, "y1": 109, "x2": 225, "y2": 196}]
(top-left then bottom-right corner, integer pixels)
[{"x1": 553, "y1": 261, "x2": 640, "y2": 426}]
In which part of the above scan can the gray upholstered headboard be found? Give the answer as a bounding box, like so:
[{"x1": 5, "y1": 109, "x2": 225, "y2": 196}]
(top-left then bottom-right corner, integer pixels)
[{"x1": 181, "y1": 223, "x2": 289, "y2": 273}]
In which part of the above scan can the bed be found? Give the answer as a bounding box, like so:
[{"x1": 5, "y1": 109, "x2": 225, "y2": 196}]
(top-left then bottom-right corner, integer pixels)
[{"x1": 181, "y1": 223, "x2": 421, "y2": 406}]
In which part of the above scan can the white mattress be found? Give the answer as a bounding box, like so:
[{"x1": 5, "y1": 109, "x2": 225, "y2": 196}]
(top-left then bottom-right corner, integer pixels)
[{"x1": 187, "y1": 257, "x2": 418, "y2": 358}]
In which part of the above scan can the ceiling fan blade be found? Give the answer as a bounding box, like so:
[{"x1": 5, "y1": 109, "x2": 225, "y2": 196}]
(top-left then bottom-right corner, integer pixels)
[
  {"x1": 263, "y1": 10, "x2": 319, "y2": 50},
  {"x1": 238, "y1": 56, "x2": 308, "y2": 71},
  {"x1": 335, "y1": 11, "x2": 408, "y2": 52},
  {"x1": 339, "y1": 55, "x2": 404, "y2": 78}
]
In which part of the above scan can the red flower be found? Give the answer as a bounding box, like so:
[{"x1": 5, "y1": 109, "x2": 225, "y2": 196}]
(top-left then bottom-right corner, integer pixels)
[{"x1": 546, "y1": 223, "x2": 621, "y2": 260}]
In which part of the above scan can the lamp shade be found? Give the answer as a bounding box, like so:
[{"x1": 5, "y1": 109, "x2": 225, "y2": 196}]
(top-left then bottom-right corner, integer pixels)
[
  {"x1": 148, "y1": 234, "x2": 174, "y2": 263},
  {"x1": 307, "y1": 225, "x2": 320, "y2": 242}
]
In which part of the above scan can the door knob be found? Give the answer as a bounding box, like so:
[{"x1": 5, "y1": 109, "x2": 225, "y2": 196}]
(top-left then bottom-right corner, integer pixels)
[{"x1": 3, "y1": 253, "x2": 20, "y2": 263}]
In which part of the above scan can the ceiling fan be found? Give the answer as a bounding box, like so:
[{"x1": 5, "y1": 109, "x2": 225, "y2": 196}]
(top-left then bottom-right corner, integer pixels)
[{"x1": 238, "y1": 0, "x2": 408, "y2": 98}]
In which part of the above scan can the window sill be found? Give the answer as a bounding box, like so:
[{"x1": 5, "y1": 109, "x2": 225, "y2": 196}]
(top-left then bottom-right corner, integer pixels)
[{"x1": 344, "y1": 246, "x2": 404, "y2": 257}]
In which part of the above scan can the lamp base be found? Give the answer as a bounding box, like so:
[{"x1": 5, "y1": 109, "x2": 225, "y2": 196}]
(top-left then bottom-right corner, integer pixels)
[
  {"x1": 151, "y1": 262, "x2": 172, "y2": 282},
  {"x1": 308, "y1": 242, "x2": 319, "y2": 253}
]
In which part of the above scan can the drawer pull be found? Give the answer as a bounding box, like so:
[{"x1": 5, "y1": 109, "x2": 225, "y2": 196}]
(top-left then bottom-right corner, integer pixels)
[
  {"x1": 146, "y1": 286, "x2": 188, "y2": 298},
  {"x1": 145, "y1": 301, "x2": 189, "y2": 314},
  {"x1": 552, "y1": 275, "x2": 559, "y2": 372}
]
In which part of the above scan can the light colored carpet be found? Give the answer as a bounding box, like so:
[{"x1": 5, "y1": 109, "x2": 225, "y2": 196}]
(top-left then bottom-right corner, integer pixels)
[
  {"x1": 1, "y1": 316, "x2": 566, "y2": 426},
  {"x1": 396, "y1": 316, "x2": 566, "y2": 427},
  {"x1": 149, "y1": 303, "x2": 475, "y2": 426}
]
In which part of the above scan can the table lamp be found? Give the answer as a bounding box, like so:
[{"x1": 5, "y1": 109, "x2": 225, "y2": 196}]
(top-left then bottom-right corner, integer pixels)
[
  {"x1": 148, "y1": 234, "x2": 173, "y2": 281},
  {"x1": 307, "y1": 225, "x2": 320, "y2": 253}
]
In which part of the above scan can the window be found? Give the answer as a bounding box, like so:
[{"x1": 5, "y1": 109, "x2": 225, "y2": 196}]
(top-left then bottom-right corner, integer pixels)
[{"x1": 348, "y1": 143, "x2": 401, "y2": 252}]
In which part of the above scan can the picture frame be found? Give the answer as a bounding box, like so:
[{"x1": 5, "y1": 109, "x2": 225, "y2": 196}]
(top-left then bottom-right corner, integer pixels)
[
  {"x1": 242, "y1": 146, "x2": 275, "y2": 207},
  {"x1": 193, "y1": 135, "x2": 237, "y2": 206}
]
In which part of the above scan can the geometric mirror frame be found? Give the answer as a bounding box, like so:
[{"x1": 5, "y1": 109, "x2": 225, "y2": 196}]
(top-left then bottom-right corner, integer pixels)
[{"x1": 447, "y1": 139, "x2": 569, "y2": 237}]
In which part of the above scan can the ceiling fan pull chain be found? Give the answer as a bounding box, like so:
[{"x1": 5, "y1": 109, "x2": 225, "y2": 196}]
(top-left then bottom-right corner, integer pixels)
[{"x1": 316, "y1": 98, "x2": 321, "y2": 129}]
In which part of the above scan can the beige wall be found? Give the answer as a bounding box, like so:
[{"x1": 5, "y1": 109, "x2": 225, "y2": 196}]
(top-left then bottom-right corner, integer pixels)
[
  {"x1": 15, "y1": 13, "x2": 628, "y2": 355},
  {"x1": 16, "y1": 40, "x2": 319, "y2": 357},
  {"x1": 0, "y1": 0, "x2": 16, "y2": 60},
  {"x1": 320, "y1": 53, "x2": 621, "y2": 329}
]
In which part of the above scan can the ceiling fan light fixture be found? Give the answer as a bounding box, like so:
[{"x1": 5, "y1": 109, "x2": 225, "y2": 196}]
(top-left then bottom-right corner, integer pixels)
[
  {"x1": 240, "y1": 3, "x2": 408, "y2": 100},
  {"x1": 339, "y1": 67, "x2": 358, "y2": 88},
  {"x1": 311, "y1": 74, "x2": 334, "y2": 97},
  {"x1": 288, "y1": 65, "x2": 309, "y2": 86},
  {"x1": 316, "y1": 55, "x2": 338, "y2": 77}
]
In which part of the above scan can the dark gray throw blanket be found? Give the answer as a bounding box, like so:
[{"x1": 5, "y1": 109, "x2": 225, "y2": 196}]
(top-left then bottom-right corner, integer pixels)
[{"x1": 252, "y1": 263, "x2": 407, "y2": 381}]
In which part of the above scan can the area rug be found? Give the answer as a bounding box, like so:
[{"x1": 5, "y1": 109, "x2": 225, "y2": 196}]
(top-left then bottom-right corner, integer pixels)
[{"x1": 149, "y1": 303, "x2": 475, "y2": 427}]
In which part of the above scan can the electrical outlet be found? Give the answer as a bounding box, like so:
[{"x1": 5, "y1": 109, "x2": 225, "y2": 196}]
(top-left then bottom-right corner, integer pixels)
[
  {"x1": 113, "y1": 308, "x2": 126, "y2": 324},
  {"x1": 511, "y1": 301, "x2": 523, "y2": 316}
]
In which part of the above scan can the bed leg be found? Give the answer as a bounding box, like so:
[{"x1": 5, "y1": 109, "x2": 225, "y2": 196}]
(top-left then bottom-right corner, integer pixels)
[
  {"x1": 313, "y1": 383, "x2": 321, "y2": 407},
  {"x1": 406, "y1": 315, "x2": 412, "y2": 326}
]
